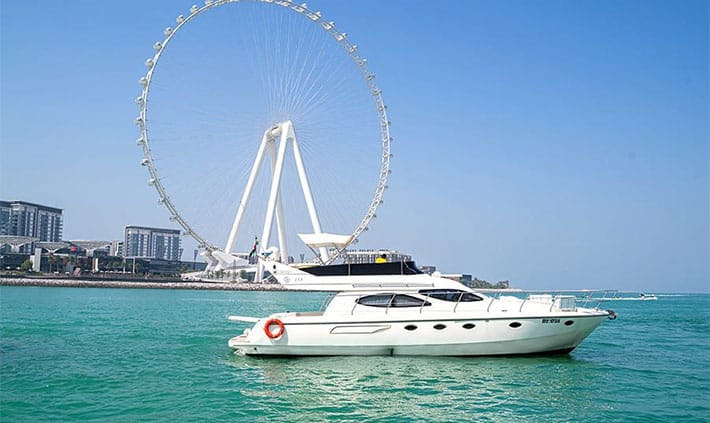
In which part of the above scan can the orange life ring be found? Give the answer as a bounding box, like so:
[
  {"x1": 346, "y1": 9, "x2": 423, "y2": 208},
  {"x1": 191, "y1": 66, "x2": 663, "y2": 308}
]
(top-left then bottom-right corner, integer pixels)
[{"x1": 263, "y1": 318, "x2": 285, "y2": 339}]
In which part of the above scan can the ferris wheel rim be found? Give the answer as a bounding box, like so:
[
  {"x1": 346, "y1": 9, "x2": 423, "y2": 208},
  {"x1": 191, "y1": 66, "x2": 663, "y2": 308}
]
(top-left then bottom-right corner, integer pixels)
[{"x1": 135, "y1": 0, "x2": 391, "y2": 260}]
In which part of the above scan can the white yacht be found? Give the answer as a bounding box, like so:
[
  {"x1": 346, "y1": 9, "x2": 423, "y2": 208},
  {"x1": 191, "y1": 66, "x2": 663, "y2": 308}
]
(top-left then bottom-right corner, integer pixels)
[{"x1": 228, "y1": 260, "x2": 616, "y2": 356}]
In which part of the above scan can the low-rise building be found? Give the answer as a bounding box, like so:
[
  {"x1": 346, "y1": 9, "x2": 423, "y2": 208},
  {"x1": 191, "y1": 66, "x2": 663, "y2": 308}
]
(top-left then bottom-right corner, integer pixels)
[
  {"x1": 109, "y1": 240, "x2": 123, "y2": 257},
  {"x1": 440, "y1": 273, "x2": 473, "y2": 286},
  {"x1": 419, "y1": 265, "x2": 437, "y2": 275}
]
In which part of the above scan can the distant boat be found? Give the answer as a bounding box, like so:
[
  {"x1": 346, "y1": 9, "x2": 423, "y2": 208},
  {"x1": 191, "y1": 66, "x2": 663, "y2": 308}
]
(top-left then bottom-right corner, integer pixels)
[
  {"x1": 601, "y1": 293, "x2": 658, "y2": 301},
  {"x1": 637, "y1": 293, "x2": 658, "y2": 301}
]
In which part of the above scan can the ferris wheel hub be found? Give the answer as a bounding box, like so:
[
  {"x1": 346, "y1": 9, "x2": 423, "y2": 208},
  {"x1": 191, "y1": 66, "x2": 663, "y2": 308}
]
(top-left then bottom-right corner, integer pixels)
[{"x1": 267, "y1": 121, "x2": 290, "y2": 140}]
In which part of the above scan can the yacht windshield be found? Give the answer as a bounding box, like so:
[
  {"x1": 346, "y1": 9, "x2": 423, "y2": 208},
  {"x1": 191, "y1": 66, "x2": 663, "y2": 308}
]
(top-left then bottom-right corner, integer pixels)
[{"x1": 418, "y1": 289, "x2": 483, "y2": 302}]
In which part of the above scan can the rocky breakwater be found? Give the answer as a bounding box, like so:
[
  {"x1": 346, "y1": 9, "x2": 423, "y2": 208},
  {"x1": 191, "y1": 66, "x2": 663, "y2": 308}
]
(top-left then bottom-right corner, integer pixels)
[{"x1": 0, "y1": 276, "x2": 287, "y2": 291}]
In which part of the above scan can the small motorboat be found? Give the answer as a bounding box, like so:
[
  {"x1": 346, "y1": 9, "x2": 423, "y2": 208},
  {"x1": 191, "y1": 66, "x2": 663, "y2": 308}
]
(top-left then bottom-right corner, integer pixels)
[{"x1": 637, "y1": 293, "x2": 658, "y2": 301}]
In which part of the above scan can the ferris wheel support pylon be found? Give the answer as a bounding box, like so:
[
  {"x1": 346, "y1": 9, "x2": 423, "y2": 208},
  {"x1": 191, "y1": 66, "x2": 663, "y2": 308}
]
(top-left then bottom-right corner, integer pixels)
[
  {"x1": 220, "y1": 120, "x2": 329, "y2": 279},
  {"x1": 223, "y1": 127, "x2": 270, "y2": 256},
  {"x1": 267, "y1": 141, "x2": 289, "y2": 269},
  {"x1": 258, "y1": 121, "x2": 290, "y2": 266}
]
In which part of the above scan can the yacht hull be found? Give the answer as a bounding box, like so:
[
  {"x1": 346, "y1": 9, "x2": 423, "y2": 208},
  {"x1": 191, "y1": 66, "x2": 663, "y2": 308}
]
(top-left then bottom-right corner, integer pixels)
[{"x1": 228, "y1": 314, "x2": 607, "y2": 357}]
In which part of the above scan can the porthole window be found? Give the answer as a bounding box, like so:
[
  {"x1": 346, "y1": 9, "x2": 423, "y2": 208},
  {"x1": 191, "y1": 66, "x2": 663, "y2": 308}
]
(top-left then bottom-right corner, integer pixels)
[
  {"x1": 509, "y1": 322, "x2": 522, "y2": 328},
  {"x1": 564, "y1": 320, "x2": 574, "y2": 326},
  {"x1": 462, "y1": 323, "x2": 476, "y2": 329},
  {"x1": 433, "y1": 324, "x2": 447, "y2": 330},
  {"x1": 404, "y1": 324, "x2": 418, "y2": 331}
]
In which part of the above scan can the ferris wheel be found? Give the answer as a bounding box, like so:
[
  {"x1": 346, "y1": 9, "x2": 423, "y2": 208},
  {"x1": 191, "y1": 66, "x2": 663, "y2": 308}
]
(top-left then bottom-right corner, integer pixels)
[{"x1": 135, "y1": 0, "x2": 391, "y2": 274}]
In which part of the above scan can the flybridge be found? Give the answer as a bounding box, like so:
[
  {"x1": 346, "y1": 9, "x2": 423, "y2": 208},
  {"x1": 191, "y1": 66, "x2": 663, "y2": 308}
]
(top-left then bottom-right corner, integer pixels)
[
  {"x1": 298, "y1": 261, "x2": 423, "y2": 276},
  {"x1": 263, "y1": 259, "x2": 465, "y2": 292}
]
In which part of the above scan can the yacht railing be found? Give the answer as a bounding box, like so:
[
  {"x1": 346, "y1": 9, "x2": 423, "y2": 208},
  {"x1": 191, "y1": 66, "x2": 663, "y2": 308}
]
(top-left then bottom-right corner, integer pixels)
[
  {"x1": 331, "y1": 289, "x2": 618, "y2": 316},
  {"x1": 320, "y1": 293, "x2": 337, "y2": 312},
  {"x1": 484, "y1": 289, "x2": 619, "y2": 312},
  {"x1": 576, "y1": 289, "x2": 618, "y2": 309},
  {"x1": 486, "y1": 297, "x2": 495, "y2": 312}
]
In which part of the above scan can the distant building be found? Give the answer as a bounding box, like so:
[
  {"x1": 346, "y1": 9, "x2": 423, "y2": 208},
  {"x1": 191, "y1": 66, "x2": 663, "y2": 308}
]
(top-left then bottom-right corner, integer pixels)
[
  {"x1": 68, "y1": 241, "x2": 114, "y2": 258},
  {"x1": 0, "y1": 200, "x2": 63, "y2": 242},
  {"x1": 0, "y1": 235, "x2": 38, "y2": 254},
  {"x1": 494, "y1": 280, "x2": 510, "y2": 289},
  {"x1": 109, "y1": 240, "x2": 124, "y2": 257},
  {"x1": 340, "y1": 249, "x2": 412, "y2": 264},
  {"x1": 419, "y1": 265, "x2": 437, "y2": 275},
  {"x1": 124, "y1": 226, "x2": 181, "y2": 260},
  {"x1": 440, "y1": 274, "x2": 473, "y2": 286}
]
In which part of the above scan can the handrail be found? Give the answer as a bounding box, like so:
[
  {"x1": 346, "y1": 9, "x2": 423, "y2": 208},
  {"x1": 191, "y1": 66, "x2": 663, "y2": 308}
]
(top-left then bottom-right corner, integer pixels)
[
  {"x1": 336, "y1": 289, "x2": 618, "y2": 318},
  {"x1": 320, "y1": 293, "x2": 335, "y2": 312},
  {"x1": 505, "y1": 289, "x2": 619, "y2": 311},
  {"x1": 453, "y1": 292, "x2": 463, "y2": 313},
  {"x1": 518, "y1": 297, "x2": 528, "y2": 312},
  {"x1": 486, "y1": 297, "x2": 495, "y2": 312}
]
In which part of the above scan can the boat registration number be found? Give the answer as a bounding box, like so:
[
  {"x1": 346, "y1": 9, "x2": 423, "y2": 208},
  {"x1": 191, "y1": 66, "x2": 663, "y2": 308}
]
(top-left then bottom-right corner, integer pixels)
[{"x1": 541, "y1": 319, "x2": 561, "y2": 324}]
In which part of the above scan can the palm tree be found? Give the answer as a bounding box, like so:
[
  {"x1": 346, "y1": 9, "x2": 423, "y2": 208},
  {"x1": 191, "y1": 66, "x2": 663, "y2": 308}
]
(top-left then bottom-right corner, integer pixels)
[{"x1": 48, "y1": 254, "x2": 57, "y2": 273}]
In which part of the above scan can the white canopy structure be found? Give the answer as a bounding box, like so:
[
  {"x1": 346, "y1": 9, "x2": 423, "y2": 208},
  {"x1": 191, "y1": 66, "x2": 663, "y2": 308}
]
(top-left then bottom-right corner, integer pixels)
[
  {"x1": 298, "y1": 233, "x2": 353, "y2": 249},
  {"x1": 0, "y1": 236, "x2": 38, "y2": 252},
  {"x1": 298, "y1": 233, "x2": 354, "y2": 264}
]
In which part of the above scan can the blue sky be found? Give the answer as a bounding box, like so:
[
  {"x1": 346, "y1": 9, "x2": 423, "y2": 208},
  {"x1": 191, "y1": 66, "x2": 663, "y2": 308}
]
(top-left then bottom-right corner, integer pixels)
[{"x1": 1, "y1": 0, "x2": 708, "y2": 292}]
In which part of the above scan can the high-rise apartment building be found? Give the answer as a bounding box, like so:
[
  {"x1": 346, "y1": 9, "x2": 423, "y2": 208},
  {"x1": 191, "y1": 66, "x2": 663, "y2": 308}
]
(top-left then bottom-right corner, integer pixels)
[
  {"x1": 124, "y1": 226, "x2": 181, "y2": 260},
  {"x1": 0, "y1": 200, "x2": 63, "y2": 242}
]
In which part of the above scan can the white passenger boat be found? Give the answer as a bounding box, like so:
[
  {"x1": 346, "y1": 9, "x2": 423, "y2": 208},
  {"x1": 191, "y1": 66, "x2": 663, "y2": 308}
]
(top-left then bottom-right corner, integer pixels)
[
  {"x1": 228, "y1": 261, "x2": 616, "y2": 356},
  {"x1": 601, "y1": 293, "x2": 658, "y2": 301}
]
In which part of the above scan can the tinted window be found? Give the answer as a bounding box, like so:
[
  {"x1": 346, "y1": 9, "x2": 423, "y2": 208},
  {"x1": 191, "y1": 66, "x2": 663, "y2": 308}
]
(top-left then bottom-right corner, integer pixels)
[
  {"x1": 356, "y1": 294, "x2": 431, "y2": 308},
  {"x1": 419, "y1": 289, "x2": 483, "y2": 302},
  {"x1": 356, "y1": 294, "x2": 393, "y2": 307},
  {"x1": 460, "y1": 293, "x2": 483, "y2": 302},
  {"x1": 391, "y1": 294, "x2": 431, "y2": 307}
]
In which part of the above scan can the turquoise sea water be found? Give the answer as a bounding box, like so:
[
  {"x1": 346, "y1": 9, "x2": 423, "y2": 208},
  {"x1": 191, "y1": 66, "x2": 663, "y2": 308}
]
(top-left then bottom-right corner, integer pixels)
[{"x1": 1, "y1": 286, "x2": 708, "y2": 422}]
